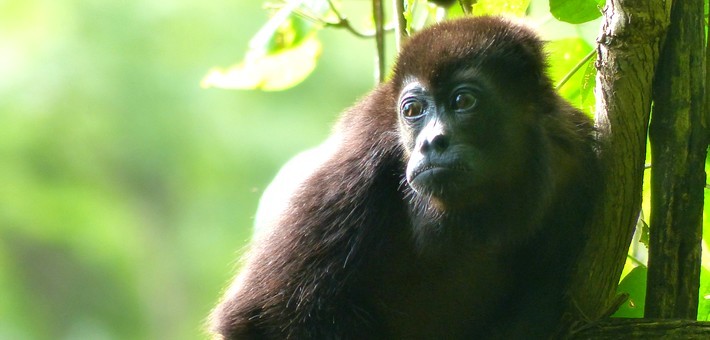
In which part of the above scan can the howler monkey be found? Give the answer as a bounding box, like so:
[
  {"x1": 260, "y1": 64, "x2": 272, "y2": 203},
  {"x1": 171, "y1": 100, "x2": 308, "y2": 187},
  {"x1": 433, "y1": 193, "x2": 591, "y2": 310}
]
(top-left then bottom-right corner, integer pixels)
[{"x1": 211, "y1": 17, "x2": 601, "y2": 339}]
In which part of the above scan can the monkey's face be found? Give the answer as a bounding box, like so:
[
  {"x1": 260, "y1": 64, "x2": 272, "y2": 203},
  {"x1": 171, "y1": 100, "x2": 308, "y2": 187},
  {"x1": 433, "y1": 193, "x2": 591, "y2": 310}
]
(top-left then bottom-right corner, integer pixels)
[
  {"x1": 389, "y1": 17, "x2": 554, "y2": 210},
  {"x1": 397, "y1": 71, "x2": 530, "y2": 209}
]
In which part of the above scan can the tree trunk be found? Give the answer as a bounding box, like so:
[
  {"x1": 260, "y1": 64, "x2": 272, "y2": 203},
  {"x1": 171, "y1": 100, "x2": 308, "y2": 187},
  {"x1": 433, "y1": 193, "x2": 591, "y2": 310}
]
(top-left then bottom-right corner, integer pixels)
[
  {"x1": 563, "y1": 0, "x2": 671, "y2": 328},
  {"x1": 561, "y1": 0, "x2": 710, "y2": 337},
  {"x1": 646, "y1": 0, "x2": 708, "y2": 320}
]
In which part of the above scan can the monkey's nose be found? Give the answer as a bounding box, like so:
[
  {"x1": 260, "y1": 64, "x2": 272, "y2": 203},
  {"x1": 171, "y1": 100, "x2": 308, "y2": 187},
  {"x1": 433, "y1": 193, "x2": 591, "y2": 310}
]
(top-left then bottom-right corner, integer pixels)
[{"x1": 421, "y1": 134, "x2": 450, "y2": 153}]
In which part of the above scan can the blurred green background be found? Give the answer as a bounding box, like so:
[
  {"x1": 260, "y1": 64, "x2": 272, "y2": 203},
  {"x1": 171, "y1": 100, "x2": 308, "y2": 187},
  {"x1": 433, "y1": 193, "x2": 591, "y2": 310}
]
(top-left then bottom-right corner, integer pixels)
[{"x1": 0, "y1": 1, "x2": 376, "y2": 338}]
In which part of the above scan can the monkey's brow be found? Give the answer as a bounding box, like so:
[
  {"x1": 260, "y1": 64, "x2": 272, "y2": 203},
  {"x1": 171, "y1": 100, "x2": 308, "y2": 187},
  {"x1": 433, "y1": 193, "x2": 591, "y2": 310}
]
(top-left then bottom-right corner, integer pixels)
[
  {"x1": 449, "y1": 67, "x2": 483, "y2": 83},
  {"x1": 400, "y1": 79, "x2": 427, "y2": 94}
]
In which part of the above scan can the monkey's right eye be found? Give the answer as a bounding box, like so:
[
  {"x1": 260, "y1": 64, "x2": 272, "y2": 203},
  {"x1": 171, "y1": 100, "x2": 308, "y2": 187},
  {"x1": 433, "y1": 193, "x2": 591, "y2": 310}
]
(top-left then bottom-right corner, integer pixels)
[
  {"x1": 453, "y1": 92, "x2": 477, "y2": 111},
  {"x1": 401, "y1": 100, "x2": 425, "y2": 119}
]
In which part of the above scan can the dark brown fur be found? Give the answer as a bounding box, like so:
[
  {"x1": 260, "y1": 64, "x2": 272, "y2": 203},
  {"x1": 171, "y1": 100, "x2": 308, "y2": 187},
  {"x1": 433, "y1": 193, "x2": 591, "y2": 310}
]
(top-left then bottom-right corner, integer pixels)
[{"x1": 210, "y1": 17, "x2": 600, "y2": 339}]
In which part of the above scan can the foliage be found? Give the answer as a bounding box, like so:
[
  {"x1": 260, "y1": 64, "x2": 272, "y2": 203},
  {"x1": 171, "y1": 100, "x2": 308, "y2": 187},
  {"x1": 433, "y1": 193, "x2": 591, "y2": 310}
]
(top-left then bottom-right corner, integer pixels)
[
  {"x1": 0, "y1": 0, "x2": 374, "y2": 338},
  {"x1": 201, "y1": 0, "x2": 329, "y2": 91},
  {"x1": 549, "y1": 0, "x2": 605, "y2": 24},
  {"x1": 205, "y1": 0, "x2": 606, "y2": 91},
  {"x1": 1, "y1": 0, "x2": 707, "y2": 339},
  {"x1": 205, "y1": 0, "x2": 710, "y2": 323},
  {"x1": 614, "y1": 266, "x2": 648, "y2": 318}
]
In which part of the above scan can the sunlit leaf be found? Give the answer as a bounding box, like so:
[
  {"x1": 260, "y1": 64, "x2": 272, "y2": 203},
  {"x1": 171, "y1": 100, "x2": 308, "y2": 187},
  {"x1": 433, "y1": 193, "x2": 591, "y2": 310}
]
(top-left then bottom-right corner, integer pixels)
[
  {"x1": 613, "y1": 266, "x2": 647, "y2": 318},
  {"x1": 249, "y1": 1, "x2": 323, "y2": 56},
  {"x1": 579, "y1": 55, "x2": 597, "y2": 116},
  {"x1": 446, "y1": 1, "x2": 466, "y2": 19},
  {"x1": 637, "y1": 218, "x2": 650, "y2": 247},
  {"x1": 471, "y1": 0, "x2": 531, "y2": 17},
  {"x1": 203, "y1": 0, "x2": 330, "y2": 91},
  {"x1": 545, "y1": 37, "x2": 593, "y2": 109},
  {"x1": 428, "y1": 0, "x2": 456, "y2": 6},
  {"x1": 699, "y1": 266, "x2": 710, "y2": 320},
  {"x1": 404, "y1": 0, "x2": 416, "y2": 34},
  {"x1": 549, "y1": 0, "x2": 605, "y2": 24},
  {"x1": 201, "y1": 38, "x2": 322, "y2": 91}
]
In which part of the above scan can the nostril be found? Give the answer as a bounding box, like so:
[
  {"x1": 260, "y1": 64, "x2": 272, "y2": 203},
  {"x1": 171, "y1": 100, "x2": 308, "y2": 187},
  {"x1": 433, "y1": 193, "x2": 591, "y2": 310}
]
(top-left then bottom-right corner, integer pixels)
[
  {"x1": 430, "y1": 134, "x2": 450, "y2": 152},
  {"x1": 420, "y1": 134, "x2": 449, "y2": 153}
]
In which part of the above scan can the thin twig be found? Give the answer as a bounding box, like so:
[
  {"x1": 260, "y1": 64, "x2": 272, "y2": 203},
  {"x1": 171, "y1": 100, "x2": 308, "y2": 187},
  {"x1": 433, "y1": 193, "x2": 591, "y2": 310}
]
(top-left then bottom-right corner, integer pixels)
[
  {"x1": 326, "y1": 0, "x2": 344, "y2": 19},
  {"x1": 324, "y1": 18, "x2": 392, "y2": 38},
  {"x1": 556, "y1": 49, "x2": 596, "y2": 90},
  {"x1": 393, "y1": 0, "x2": 407, "y2": 51},
  {"x1": 319, "y1": 0, "x2": 394, "y2": 38},
  {"x1": 373, "y1": 0, "x2": 386, "y2": 83},
  {"x1": 459, "y1": 0, "x2": 474, "y2": 15},
  {"x1": 273, "y1": 2, "x2": 387, "y2": 39},
  {"x1": 626, "y1": 254, "x2": 647, "y2": 267}
]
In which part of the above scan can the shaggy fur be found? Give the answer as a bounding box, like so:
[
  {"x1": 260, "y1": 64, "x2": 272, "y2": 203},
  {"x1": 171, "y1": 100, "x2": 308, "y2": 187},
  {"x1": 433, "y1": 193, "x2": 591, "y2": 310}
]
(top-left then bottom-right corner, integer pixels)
[{"x1": 210, "y1": 17, "x2": 601, "y2": 339}]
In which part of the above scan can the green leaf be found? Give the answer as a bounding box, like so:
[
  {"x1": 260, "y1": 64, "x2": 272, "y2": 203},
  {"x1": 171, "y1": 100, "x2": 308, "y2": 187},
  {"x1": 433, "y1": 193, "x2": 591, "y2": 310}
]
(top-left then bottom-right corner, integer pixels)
[
  {"x1": 201, "y1": 38, "x2": 321, "y2": 91},
  {"x1": 549, "y1": 0, "x2": 605, "y2": 24},
  {"x1": 427, "y1": 0, "x2": 457, "y2": 8},
  {"x1": 203, "y1": 0, "x2": 329, "y2": 91},
  {"x1": 471, "y1": 0, "x2": 531, "y2": 17},
  {"x1": 699, "y1": 267, "x2": 710, "y2": 320},
  {"x1": 249, "y1": 2, "x2": 322, "y2": 56},
  {"x1": 404, "y1": 0, "x2": 416, "y2": 34},
  {"x1": 613, "y1": 266, "x2": 647, "y2": 318},
  {"x1": 545, "y1": 37, "x2": 593, "y2": 109},
  {"x1": 578, "y1": 54, "x2": 597, "y2": 116},
  {"x1": 446, "y1": 3, "x2": 466, "y2": 19}
]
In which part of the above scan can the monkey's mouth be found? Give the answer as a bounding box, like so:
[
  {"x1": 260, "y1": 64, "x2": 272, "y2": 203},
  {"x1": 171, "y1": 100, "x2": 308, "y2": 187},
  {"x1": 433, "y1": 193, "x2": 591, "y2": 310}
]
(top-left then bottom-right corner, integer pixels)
[{"x1": 410, "y1": 163, "x2": 471, "y2": 183}]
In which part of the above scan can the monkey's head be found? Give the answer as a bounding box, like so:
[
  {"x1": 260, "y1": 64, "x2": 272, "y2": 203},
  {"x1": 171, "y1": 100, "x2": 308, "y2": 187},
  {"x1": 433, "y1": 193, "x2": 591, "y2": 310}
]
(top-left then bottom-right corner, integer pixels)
[{"x1": 392, "y1": 17, "x2": 557, "y2": 209}]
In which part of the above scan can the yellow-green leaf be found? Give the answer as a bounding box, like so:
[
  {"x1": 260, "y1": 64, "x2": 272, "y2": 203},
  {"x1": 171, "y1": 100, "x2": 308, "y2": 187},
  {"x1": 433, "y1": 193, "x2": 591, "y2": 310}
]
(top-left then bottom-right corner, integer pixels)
[
  {"x1": 203, "y1": 0, "x2": 330, "y2": 91},
  {"x1": 471, "y1": 0, "x2": 531, "y2": 17},
  {"x1": 249, "y1": 1, "x2": 323, "y2": 57},
  {"x1": 550, "y1": 0, "x2": 604, "y2": 24},
  {"x1": 201, "y1": 38, "x2": 322, "y2": 91}
]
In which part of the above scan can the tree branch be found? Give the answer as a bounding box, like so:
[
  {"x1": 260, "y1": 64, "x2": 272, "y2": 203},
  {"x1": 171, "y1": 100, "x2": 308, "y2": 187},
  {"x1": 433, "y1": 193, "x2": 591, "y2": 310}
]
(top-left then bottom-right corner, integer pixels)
[
  {"x1": 556, "y1": 49, "x2": 596, "y2": 90},
  {"x1": 569, "y1": 318, "x2": 710, "y2": 339},
  {"x1": 392, "y1": 0, "x2": 407, "y2": 51},
  {"x1": 372, "y1": 0, "x2": 386, "y2": 83},
  {"x1": 322, "y1": 0, "x2": 394, "y2": 38}
]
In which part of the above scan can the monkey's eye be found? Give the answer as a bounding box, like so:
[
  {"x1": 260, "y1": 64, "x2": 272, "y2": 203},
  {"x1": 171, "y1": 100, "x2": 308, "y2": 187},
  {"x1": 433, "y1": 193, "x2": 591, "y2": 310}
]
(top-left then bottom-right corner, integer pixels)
[
  {"x1": 401, "y1": 100, "x2": 425, "y2": 119},
  {"x1": 453, "y1": 92, "x2": 478, "y2": 112}
]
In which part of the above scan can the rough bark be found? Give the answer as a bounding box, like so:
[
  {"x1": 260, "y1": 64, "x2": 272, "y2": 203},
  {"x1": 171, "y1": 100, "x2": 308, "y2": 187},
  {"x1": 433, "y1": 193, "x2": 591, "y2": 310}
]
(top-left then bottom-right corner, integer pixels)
[
  {"x1": 569, "y1": 318, "x2": 710, "y2": 339},
  {"x1": 646, "y1": 0, "x2": 708, "y2": 319},
  {"x1": 564, "y1": 0, "x2": 672, "y2": 327}
]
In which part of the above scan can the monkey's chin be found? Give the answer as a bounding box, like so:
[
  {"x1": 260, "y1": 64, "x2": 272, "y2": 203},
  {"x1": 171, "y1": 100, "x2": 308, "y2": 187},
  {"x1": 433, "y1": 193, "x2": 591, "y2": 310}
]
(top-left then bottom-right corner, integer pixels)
[{"x1": 409, "y1": 168, "x2": 484, "y2": 209}]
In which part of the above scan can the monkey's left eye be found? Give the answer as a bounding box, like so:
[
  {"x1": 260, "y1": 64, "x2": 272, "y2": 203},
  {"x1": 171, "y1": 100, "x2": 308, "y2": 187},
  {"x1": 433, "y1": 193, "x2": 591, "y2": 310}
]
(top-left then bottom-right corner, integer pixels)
[
  {"x1": 453, "y1": 92, "x2": 478, "y2": 112},
  {"x1": 401, "y1": 100, "x2": 425, "y2": 119}
]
